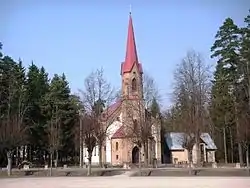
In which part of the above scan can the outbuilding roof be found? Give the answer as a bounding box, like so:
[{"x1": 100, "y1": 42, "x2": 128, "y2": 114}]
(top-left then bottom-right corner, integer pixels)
[{"x1": 164, "y1": 132, "x2": 217, "y2": 150}]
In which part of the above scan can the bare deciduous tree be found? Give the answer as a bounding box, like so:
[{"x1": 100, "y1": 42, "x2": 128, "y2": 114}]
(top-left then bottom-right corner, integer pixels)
[
  {"x1": 0, "y1": 82, "x2": 28, "y2": 176},
  {"x1": 80, "y1": 113, "x2": 97, "y2": 176},
  {"x1": 0, "y1": 116, "x2": 27, "y2": 176},
  {"x1": 46, "y1": 105, "x2": 62, "y2": 176},
  {"x1": 80, "y1": 68, "x2": 115, "y2": 167},
  {"x1": 172, "y1": 50, "x2": 211, "y2": 171}
]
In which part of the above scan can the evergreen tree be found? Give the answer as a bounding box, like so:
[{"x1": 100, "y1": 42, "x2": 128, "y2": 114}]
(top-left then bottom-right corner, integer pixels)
[
  {"x1": 0, "y1": 55, "x2": 27, "y2": 175},
  {"x1": 240, "y1": 10, "x2": 250, "y2": 110},
  {"x1": 210, "y1": 17, "x2": 243, "y2": 164},
  {"x1": 239, "y1": 10, "x2": 250, "y2": 167},
  {"x1": 150, "y1": 97, "x2": 160, "y2": 118},
  {"x1": 42, "y1": 73, "x2": 78, "y2": 167},
  {"x1": 210, "y1": 62, "x2": 235, "y2": 163},
  {"x1": 0, "y1": 43, "x2": 80, "y2": 171},
  {"x1": 25, "y1": 63, "x2": 49, "y2": 162}
]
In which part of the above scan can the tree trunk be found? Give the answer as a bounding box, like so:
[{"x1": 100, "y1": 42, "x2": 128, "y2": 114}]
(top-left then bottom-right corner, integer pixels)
[
  {"x1": 223, "y1": 127, "x2": 228, "y2": 163},
  {"x1": 43, "y1": 150, "x2": 46, "y2": 164},
  {"x1": 55, "y1": 150, "x2": 58, "y2": 168},
  {"x1": 74, "y1": 149, "x2": 77, "y2": 166},
  {"x1": 195, "y1": 142, "x2": 200, "y2": 166},
  {"x1": 15, "y1": 147, "x2": 19, "y2": 167},
  {"x1": 229, "y1": 128, "x2": 234, "y2": 163},
  {"x1": 143, "y1": 142, "x2": 148, "y2": 167},
  {"x1": 234, "y1": 101, "x2": 244, "y2": 165},
  {"x1": 50, "y1": 152, "x2": 53, "y2": 176},
  {"x1": 79, "y1": 117, "x2": 83, "y2": 168},
  {"x1": 138, "y1": 146, "x2": 142, "y2": 175},
  {"x1": 246, "y1": 146, "x2": 249, "y2": 175},
  {"x1": 238, "y1": 143, "x2": 243, "y2": 166},
  {"x1": 187, "y1": 150, "x2": 192, "y2": 175},
  {"x1": 6, "y1": 151, "x2": 13, "y2": 176},
  {"x1": 87, "y1": 154, "x2": 92, "y2": 176},
  {"x1": 98, "y1": 144, "x2": 103, "y2": 168},
  {"x1": 30, "y1": 145, "x2": 32, "y2": 161},
  {"x1": 79, "y1": 145, "x2": 82, "y2": 168}
]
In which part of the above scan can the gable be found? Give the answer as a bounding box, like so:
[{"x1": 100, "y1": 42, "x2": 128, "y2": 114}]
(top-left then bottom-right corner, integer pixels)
[
  {"x1": 111, "y1": 125, "x2": 125, "y2": 139},
  {"x1": 103, "y1": 99, "x2": 160, "y2": 139}
]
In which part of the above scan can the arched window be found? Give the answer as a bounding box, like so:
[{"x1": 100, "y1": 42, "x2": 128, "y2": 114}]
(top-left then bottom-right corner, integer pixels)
[
  {"x1": 132, "y1": 78, "x2": 137, "y2": 92},
  {"x1": 116, "y1": 142, "x2": 119, "y2": 151}
]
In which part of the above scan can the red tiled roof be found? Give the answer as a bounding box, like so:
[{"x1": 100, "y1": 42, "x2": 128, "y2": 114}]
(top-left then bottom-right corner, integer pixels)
[
  {"x1": 111, "y1": 125, "x2": 126, "y2": 139},
  {"x1": 121, "y1": 13, "x2": 143, "y2": 75},
  {"x1": 101, "y1": 100, "x2": 121, "y2": 121}
]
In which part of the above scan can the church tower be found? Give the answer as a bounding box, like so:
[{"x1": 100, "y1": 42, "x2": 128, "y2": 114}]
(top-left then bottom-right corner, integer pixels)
[
  {"x1": 121, "y1": 12, "x2": 143, "y2": 101},
  {"x1": 120, "y1": 11, "x2": 145, "y2": 164}
]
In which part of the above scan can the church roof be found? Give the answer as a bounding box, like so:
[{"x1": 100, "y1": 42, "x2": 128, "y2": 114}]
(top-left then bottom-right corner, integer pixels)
[
  {"x1": 111, "y1": 125, "x2": 125, "y2": 139},
  {"x1": 164, "y1": 132, "x2": 217, "y2": 150},
  {"x1": 121, "y1": 13, "x2": 143, "y2": 75},
  {"x1": 101, "y1": 100, "x2": 121, "y2": 121}
]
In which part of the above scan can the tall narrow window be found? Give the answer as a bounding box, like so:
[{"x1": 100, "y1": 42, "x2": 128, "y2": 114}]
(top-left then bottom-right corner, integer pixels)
[
  {"x1": 116, "y1": 142, "x2": 119, "y2": 151},
  {"x1": 132, "y1": 78, "x2": 137, "y2": 92}
]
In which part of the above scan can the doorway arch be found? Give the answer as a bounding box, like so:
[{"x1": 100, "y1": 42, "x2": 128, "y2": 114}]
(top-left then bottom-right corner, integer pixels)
[{"x1": 132, "y1": 146, "x2": 139, "y2": 163}]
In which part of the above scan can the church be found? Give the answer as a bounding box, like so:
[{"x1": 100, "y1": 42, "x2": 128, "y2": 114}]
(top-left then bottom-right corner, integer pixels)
[{"x1": 82, "y1": 13, "x2": 162, "y2": 166}]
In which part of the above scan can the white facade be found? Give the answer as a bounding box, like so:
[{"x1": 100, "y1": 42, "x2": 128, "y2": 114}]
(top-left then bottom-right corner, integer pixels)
[
  {"x1": 83, "y1": 145, "x2": 99, "y2": 164},
  {"x1": 105, "y1": 113, "x2": 123, "y2": 164},
  {"x1": 83, "y1": 113, "x2": 123, "y2": 165}
]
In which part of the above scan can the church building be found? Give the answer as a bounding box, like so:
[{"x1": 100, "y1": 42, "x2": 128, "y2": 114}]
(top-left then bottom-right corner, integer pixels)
[{"x1": 83, "y1": 13, "x2": 162, "y2": 166}]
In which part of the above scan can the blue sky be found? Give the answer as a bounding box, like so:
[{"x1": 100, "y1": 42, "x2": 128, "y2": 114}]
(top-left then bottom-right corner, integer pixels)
[{"x1": 1, "y1": 0, "x2": 249, "y2": 109}]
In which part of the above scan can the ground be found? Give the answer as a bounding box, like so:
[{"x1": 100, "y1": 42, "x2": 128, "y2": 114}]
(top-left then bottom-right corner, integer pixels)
[
  {"x1": 1, "y1": 167, "x2": 250, "y2": 177},
  {"x1": 1, "y1": 177, "x2": 250, "y2": 188},
  {"x1": 1, "y1": 167, "x2": 250, "y2": 188}
]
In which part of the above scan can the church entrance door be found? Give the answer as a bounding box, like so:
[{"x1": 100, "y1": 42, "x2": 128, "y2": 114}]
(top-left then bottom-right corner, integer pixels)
[{"x1": 132, "y1": 146, "x2": 139, "y2": 163}]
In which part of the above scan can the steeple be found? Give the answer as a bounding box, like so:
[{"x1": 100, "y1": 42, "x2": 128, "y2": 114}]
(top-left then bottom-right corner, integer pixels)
[{"x1": 121, "y1": 12, "x2": 142, "y2": 75}]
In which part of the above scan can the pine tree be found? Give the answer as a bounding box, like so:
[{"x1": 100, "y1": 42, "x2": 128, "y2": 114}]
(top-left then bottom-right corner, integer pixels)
[
  {"x1": 0, "y1": 56, "x2": 28, "y2": 175},
  {"x1": 42, "y1": 73, "x2": 78, "y2": 169},
  {"x1": 25, "y1": 63, "x2": 49, "y2": 162},
  {"x1": 211, "y1": 17, "x2": 243, "y2": 164},
  {"x1": 239, "y1": 10, "x2": 250, "y2": 168},
  {"x1": 151, "y1": 97, "x2": 160, "y2": 118},
  {"x1": 210, "y1": 62, "x2": 234, "y2": 163}
]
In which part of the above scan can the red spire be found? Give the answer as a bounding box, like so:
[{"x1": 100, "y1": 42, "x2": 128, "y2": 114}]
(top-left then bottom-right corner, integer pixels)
[{"x1": 121, "y1": 13, "x2": 142, "y2": 75}]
